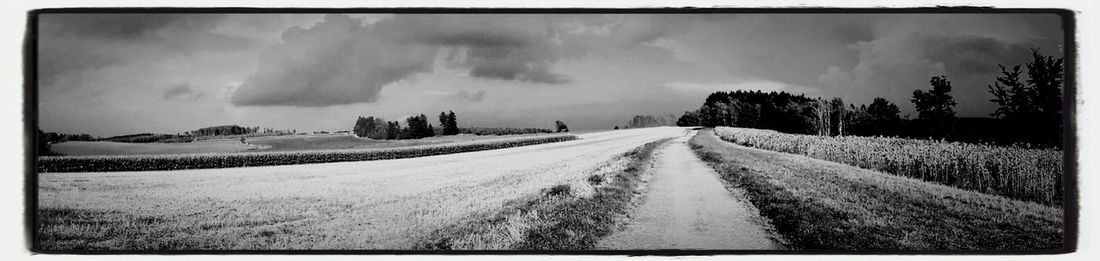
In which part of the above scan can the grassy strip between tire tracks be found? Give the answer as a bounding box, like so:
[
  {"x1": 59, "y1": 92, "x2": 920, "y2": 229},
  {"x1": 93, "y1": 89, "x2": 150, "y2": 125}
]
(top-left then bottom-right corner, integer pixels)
[
  {"x1": 689, "y1": 129, "x2": 1063, "y2": 251},
  {"x1": 39, "y1": 135, "x2": 577, "y2": 172},
  {"x1": 415, "y1": 138, "x2": 672, "y2": 250}
]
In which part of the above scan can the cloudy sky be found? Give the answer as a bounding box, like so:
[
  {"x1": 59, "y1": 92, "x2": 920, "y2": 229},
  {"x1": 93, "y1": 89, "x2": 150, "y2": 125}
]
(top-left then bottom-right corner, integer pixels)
[{"x1": 37, "y1": 13, "x2": 1063, "y2": 136}]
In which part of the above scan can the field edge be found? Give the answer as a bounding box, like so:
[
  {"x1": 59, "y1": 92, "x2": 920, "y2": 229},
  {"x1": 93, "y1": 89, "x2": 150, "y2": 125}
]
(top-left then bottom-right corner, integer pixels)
[{"x1": 413, "y1": 137, "x2": 673, "y2": 250}]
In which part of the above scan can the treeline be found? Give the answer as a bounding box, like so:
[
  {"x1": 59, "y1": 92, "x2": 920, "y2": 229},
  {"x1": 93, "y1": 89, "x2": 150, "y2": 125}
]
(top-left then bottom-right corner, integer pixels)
[
  {"x1": 354, "y1": 111, "x2": 571, "y2": 139},
  {"x1": 677, "y1": 49, "x2": 1064, "y2": 148},
  {"x1": 460, "y1": 127, "x2": 553, "y2": 135},
  {"x1": 353, "y1": 111, "x2": 459, "y2": 140},
  {"x1": 623, "y1": 114, "x2": 678, "y2": 129},
  {"x1": 40, "y1": 131, "x2": 97, "y2": 144},
  {"x1": 36, "y1": 129, "x2": 97, "y2": 156}
]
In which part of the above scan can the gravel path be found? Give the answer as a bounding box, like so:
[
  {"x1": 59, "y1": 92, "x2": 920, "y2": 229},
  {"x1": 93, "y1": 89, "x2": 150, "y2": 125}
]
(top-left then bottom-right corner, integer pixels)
[{"x1": 596, "y1": 130, "x2": 783, "y2": 250}]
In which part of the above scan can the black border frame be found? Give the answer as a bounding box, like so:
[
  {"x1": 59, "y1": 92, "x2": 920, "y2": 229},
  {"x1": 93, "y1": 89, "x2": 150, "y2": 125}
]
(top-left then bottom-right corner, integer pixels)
[{"x1": 24, "y1": 7, "x2": 1078, "y2": 256}]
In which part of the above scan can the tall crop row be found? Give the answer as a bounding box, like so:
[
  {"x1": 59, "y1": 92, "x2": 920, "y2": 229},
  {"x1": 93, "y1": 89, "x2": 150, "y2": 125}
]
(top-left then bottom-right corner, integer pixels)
[
  {"x1": 714, "y1": 127, "x2": 1064, "y2": 205},
  {"x1": 39, "y1": 135, "x2": 578, "y2": 173}
]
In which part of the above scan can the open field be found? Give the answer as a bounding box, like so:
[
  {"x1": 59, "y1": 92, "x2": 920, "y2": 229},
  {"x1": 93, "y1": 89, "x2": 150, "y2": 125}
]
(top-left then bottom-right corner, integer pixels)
[
  {"x1": 39, "y1": 134, "x2": 576, "y2": 172},
  {"x1": 714, "y1": 127, "x2": 1064, "y2": 205},
  {"x1": 51, "y1": 132, "x2": 561, "y2": 156},
  {"x1": 50, "y1": 140, "x2": 266, "y2": 155},
  {"x1": 690, "y1": 129, "x2": 1063, "y2": 250},
  {"x1": 37, "y1": 127, "x2": 685, "y2": 250}
]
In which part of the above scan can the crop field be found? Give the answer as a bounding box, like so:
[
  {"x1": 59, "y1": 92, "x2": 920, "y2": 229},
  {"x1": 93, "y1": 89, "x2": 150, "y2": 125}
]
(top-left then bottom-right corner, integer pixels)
[
  {"x1": 36, "y1": 127, "x2": 685, "y2": 250},
  {"x1": 39, "y1": 134, "x2": 578, "y2": 172},
  {"x1": 689, "y1": 130, "x2": 1063, "y2": 250},
  {"x1": 49, "y1": 140, "x2": 266, "y2": 156},
  {"x1": 713, "y1": 127, "x2": 1064, "y2": 205},
  {"x1": 51, "y1": 132, "x2": 560, "y2": 156}
]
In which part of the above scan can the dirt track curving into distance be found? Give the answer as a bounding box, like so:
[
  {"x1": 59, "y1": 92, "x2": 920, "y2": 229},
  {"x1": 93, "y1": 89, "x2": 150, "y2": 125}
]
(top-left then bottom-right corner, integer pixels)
[{"x1": 596, "y1": 130, "x2": 784, "y2": 250}]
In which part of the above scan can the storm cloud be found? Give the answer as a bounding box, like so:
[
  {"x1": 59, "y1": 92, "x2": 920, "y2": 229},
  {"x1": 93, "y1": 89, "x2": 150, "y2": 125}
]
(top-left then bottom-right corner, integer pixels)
[
  {"x1": 38, "y1": 14, "x2": 255, "y2": 86},
  {"x1": 37, "y1": 13, "x2": 1066, "y2": 136},
  {"x1": 162, "y1": 83, "x2": 205, "y2": 101},
  {"x1": 230, "y1": 14, "x2": 696, "y2": 107}
]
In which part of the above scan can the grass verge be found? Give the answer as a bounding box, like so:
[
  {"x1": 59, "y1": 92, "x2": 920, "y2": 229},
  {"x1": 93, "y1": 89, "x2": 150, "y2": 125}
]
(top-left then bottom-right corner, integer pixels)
[
  {"x1": 689, "y1": 129, "x2": 1063, "y2": 251},
  {"x1": 415, "y1": 138, "x2": 671, "y2": 250}
]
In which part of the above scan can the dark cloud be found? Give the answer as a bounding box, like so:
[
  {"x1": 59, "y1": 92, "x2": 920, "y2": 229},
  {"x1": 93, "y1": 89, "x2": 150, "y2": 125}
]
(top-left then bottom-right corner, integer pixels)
[
  {"x1": 232, "y1": 14, "x2": 612, "y2": 107},
  {"x1": 162, "y1": 83, "x2": 205, "y2": 101},
  {"x1": 41, "y1": 14, "x2": 222, "y2": 39},
  {"x1": 922, "y1": 34, "x2": 1034, "y2": 76},
  {"x1": 231, "y1": 15, "x2": 437, "y2": 107},
  {"x1": 38, "y1": 14, "x2": 255, "y2": 85},
  {"x1": 450, "y1": 90, "x2": 487, "y2": 102}
]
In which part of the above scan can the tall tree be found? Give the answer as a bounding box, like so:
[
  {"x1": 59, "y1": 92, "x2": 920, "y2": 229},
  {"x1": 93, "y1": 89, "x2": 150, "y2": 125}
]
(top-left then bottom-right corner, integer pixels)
[
  {"x1": 912, "y1": 75, "x2": 958, "y2": 138},
  {"x1": 865, "y1": 97, "x2": 902, "y2": 136},
  {"x1": 447, "y1": 111, "x2": 459, "y2": 135},
  {"x1": 829, "y1": 98, "x2": 847, "y2": 136},
  {"x1": 438, "y1": 112, "x2": 449, "y2": 135},
  {"x1": 988, "y1": 49, "x2": 1064, "y2": 147}
]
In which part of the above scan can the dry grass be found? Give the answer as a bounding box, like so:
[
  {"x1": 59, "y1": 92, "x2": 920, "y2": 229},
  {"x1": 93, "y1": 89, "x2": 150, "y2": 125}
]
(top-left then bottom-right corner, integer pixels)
[
  {"x1": 714, "y1": 127, "x2": 1064, "y2": 205},
  {"x1": 691, "y1": 129, "x2": 1064, "y2": 251},
  {"x1": 37, "y1": 127, "x2": 685, "y2": 251},
  {"x1": 416, "y1": 138, "x2": 671, "y2": 250}
]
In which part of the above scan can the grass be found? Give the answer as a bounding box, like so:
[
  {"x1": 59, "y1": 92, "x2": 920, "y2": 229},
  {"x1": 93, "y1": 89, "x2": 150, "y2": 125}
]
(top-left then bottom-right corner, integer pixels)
[
  {"x1": 39, "y1": 134, "x2": 577, "y2": 172},
  {"x1": 713, "y1": 127, "x2": 1064, "y2": 205},
  {"x1": 415, "y1": 138, "x2": 670, "y2": 250},
  {"x1": 690, "y1": 129, "x2": 1064, "y2": 251}
]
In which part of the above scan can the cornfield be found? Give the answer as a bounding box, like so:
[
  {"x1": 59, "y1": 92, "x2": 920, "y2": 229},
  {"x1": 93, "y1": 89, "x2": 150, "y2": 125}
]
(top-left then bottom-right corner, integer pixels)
[
  {"x1": 39, "y1": 134, "x2": 577, "y2": 173},
  {"x1": 714, "y1": 127, "x2": 1064, "y2": 205}
]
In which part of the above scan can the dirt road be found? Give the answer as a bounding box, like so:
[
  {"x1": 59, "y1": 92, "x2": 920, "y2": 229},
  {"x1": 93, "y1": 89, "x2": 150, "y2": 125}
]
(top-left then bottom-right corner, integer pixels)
[{"x1": 597, "y1": 130, "x2": 783, "y2": 250}]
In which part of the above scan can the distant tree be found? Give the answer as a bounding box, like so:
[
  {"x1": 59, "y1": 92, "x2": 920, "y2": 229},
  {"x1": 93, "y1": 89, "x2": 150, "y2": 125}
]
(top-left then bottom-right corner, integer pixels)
[
  {"x1": 828, "y1": 98, "x2": 847, "y2": 136},
  {"x1": 989, "y1": 49, "x2": 1064, "y2": 147},
  {"x1": 438, "y1": 112, "x2": 449, "y2": 135},
  {"x1": 614, "y1": 126, "x2": 619, "y2": 130},
  {"x1": 864, "y1": 97, "x2": 902, "y2": 136},
  {"x1": 36, "y1": 129, "x2": 54, "y2": 156},
  {"x1": 386, "y1": 121, "x2": 401, "y2": 139},
  {"x1": 353, "y1": 116, "x2": 371, "y2": 138},
  {"x1": 912, "y1": 75, "x2": 958, "y2": 138},
  {"x1": 555, "y1": 120, "x2": 570, "y2": 133},
  {"x1": 446, "y1": 111, "x2": 460, "y2": 135},
  {"x1": 676, "y1": 110, "x2": 701, "y2": 127}
]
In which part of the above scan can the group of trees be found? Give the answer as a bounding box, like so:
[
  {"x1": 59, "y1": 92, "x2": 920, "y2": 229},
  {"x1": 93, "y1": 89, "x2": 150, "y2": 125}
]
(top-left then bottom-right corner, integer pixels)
[
  {"x1": 677, "y1": 49, "x2": 1063, "y2": 148},
  {"x1": 353, "y1": 115, "x2": 433, "y2": 140},
  {"x1": 624, "y1": 114, "x2": 678, "y2": 129},
  {"x1": 676, "y1": 90, "x2": 822, "y2": 134},
  {"x1": 988, "y1": 50, "x2": 1065, "y2": 147},
  {"x1": 438, "y1": 111, "x2": 460, "y2": 135},
  {"x1": 353, "y1": 111, "x2": 461, "y2": 140}
]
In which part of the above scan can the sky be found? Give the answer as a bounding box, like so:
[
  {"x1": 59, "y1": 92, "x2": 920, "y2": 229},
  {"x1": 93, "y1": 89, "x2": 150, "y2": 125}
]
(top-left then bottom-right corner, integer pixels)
[{"x1": 36, "y1": 13, "x2": 1064, "y2": 137}]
